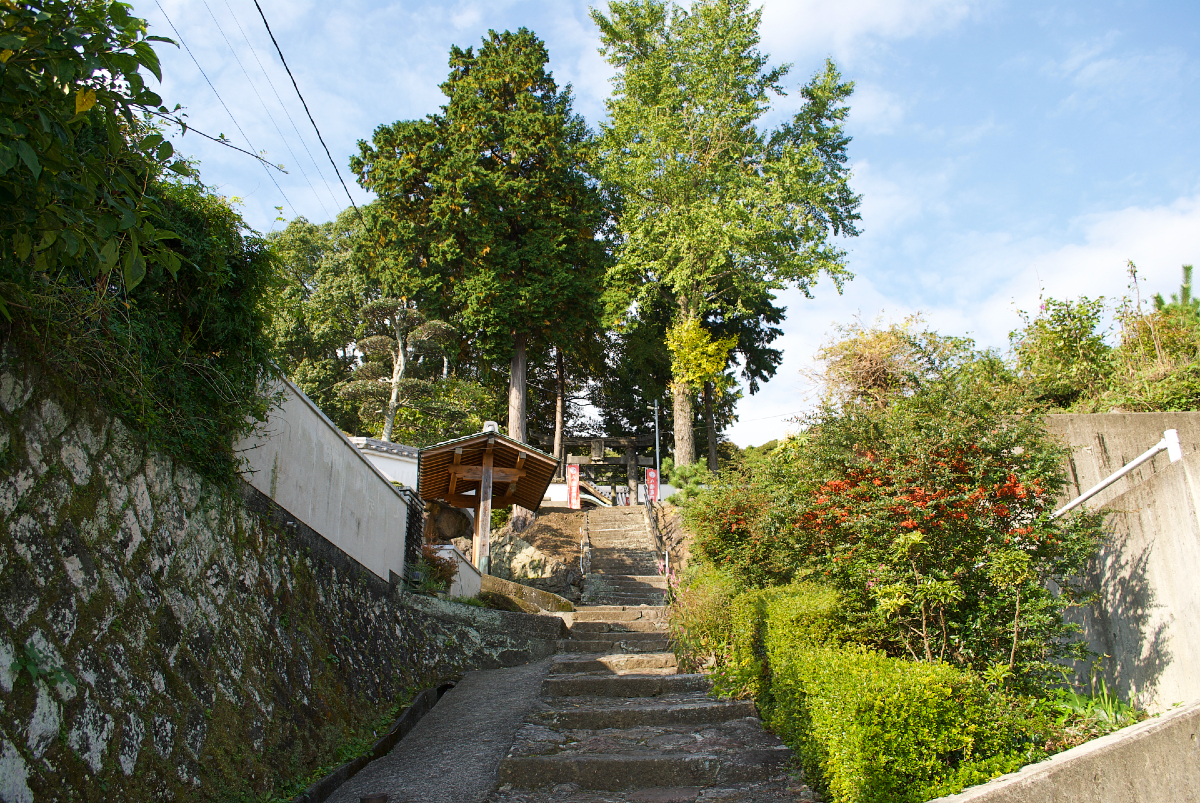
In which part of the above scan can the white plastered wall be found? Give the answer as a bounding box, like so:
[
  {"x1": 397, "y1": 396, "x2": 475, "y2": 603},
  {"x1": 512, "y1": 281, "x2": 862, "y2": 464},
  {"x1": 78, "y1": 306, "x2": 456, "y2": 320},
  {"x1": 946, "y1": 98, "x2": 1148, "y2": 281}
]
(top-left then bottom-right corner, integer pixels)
[{"x1": 237, "y1": 380, "x2": 409, "y2": 583}]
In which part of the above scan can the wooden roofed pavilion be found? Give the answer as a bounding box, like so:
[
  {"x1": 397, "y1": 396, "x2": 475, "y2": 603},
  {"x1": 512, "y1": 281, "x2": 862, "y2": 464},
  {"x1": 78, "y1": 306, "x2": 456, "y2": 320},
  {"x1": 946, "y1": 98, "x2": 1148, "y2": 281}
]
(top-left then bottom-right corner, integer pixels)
[{"x1": 418, "y1": 427, "x2": 558, "y2": 574}]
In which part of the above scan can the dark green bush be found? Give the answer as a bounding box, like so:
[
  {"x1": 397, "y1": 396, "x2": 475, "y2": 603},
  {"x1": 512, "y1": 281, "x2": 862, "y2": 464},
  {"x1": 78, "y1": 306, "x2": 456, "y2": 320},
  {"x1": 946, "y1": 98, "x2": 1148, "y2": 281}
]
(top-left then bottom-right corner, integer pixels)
[
  {"x1": 679, "y1": 580, "x2": 1056, "y2": 803},
  {"x1": 9, "y1": 179, "x2": 278, "y2": 481},
  {"x1": 770, "y1": 645, "x2": 1044, "y2": 803},
  {"x1": 0, "y1": 3, "x2": 277, "y2": 482}
]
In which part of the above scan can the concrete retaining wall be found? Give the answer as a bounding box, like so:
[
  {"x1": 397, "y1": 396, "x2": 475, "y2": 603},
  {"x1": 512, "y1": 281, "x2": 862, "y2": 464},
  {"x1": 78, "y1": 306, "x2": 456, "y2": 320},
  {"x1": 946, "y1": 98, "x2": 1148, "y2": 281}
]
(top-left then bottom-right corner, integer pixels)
[
  {"x1": 238, "y1": 380, "x2": 408, "y2": 583},
  {"x1": 434, "y1": 545, "x2": 482, "y2": 598},
  {"x1": 1045, "y1": 413, "x2": 1200, "y2": 711},
  {"x1": 930, "y1": 700, "x2": 1200, "y2": 803}
]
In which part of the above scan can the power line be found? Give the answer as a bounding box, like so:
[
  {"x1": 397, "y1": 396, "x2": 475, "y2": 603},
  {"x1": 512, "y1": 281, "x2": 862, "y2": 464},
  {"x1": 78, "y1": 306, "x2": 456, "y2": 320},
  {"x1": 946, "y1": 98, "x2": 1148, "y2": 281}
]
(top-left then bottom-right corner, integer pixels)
[
  {"x1": 221, "y1": 0, "x2": 344, "y2": 217},
  {"x1": 153, "y1": 0, "x2": 297, "y2": 217},
  {"x1": 250, "y1": 0, "x2": 363, "y2": 221},
  {"x1": 204, "y1": 0, "x2": 337, "y2": 221},
  {"x1": 146, "y1": 110, "x2": 287, "y2": 172}
]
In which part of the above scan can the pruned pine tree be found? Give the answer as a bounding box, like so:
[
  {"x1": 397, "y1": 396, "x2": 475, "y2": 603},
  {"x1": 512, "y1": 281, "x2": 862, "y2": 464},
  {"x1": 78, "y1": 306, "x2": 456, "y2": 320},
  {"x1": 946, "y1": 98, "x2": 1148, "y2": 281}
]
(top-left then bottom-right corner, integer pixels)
[
  {"x1": 592, "y1": 0, "x2": 861, "y2": 466},
  {"x1": 337, "y1": 299, "x2": 455, "y2": 442}
]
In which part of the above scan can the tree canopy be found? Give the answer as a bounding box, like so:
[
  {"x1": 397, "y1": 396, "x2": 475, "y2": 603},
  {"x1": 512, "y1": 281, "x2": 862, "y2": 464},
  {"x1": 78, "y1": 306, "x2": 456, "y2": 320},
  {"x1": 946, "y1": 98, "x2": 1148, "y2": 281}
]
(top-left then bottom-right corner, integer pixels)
[
  {"x1": 592, "y1": 0, "x2": 861, "y2": 466},
  {"x1": 351, "y1": 28, "x2": 608, "y2": 446}
]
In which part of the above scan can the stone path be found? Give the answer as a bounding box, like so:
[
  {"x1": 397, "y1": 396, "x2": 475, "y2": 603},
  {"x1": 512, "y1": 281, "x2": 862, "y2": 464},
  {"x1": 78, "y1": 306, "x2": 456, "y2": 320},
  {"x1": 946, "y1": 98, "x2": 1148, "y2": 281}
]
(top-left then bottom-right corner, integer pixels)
[
  {"x1": 485, "y1": 507, "x2": 814, "y2": 803},
  {"x1": 330, "y1": 507, "x2": 811, "y2": 803},
  {"x1": 325, "y1": 660, "x2": 553, "y2": 803},
  {"x1": 582, "y1": 507, "x2": 667, "y2": 607}
]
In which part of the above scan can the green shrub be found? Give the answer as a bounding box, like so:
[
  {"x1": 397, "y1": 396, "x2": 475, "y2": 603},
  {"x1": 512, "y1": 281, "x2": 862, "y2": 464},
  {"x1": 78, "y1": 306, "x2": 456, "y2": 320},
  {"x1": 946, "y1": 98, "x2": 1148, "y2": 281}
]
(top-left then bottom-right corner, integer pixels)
[
  {"x1": 770, "y1": 645, "x2": 1041, "y2": 803},
  {"x1": 710, "y1": 582, "x2": 842, "y2": 702},
  {"x1": 685, "y1": 329, "x2": 1102, "y2": 687},
  {"x1": 667, "y1": 565, "x2": 738, "y2": 673},
  {"x1": 687, "y1": 581, "x2": 1059, "y2": 803}
]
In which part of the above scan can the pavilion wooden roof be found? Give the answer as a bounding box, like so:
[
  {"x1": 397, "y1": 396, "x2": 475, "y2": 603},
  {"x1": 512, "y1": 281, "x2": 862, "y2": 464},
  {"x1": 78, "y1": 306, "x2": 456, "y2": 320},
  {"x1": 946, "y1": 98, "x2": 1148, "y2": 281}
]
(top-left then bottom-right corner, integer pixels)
[{"x1": 418, "y1": 431, "x2": 559, "y2": 511}]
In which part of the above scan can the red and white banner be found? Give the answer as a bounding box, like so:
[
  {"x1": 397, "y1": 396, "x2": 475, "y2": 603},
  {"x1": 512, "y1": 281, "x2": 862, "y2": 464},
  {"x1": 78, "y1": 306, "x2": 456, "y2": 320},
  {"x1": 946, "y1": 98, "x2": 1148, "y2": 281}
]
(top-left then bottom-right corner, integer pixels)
[
  {"x1": 646, "y1": 468, "x2": 659, "y2": 503},
  {"x1": 567, "y1": 464, "x2": 580, "y2": 510}
]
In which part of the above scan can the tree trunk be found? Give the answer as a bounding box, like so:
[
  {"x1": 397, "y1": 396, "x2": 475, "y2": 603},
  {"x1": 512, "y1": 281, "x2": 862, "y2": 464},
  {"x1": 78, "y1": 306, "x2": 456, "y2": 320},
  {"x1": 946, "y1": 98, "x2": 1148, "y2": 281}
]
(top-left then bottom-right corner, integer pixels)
[
  {"x1": 672, "y1": 380, "x2": 694, "y2": 467},
  {"x1": 507, "y1": 331, "x2": 534, "y2": 531},
  {"x1": 382, "y1": 324, "x2": 409, "y2": 443},
  {"x1": 553, "y1": 347, "x2": 565, "y2": 480},
  {"x1": 507, "y1": 331, "x2": 527, "y2": 443},
  {"x1": 704, "y1": 380, "x2": 718, "y2": 472}
]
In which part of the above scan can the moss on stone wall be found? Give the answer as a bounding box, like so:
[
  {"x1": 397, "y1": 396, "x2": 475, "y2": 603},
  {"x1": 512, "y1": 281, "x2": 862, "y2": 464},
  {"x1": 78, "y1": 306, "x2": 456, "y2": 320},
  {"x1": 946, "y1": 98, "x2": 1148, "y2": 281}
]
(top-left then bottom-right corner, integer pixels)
[{"x1": 0, "y1": 349, "x2": 560, "y2": 802}]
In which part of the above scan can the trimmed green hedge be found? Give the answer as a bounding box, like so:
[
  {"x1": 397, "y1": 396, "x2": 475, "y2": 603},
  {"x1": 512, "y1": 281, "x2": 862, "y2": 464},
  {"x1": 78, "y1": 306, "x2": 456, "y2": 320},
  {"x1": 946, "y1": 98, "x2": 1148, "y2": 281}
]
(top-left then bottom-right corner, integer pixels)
[{"x1": 689, "y1": 581, "x2": 1052, "y2": 803}]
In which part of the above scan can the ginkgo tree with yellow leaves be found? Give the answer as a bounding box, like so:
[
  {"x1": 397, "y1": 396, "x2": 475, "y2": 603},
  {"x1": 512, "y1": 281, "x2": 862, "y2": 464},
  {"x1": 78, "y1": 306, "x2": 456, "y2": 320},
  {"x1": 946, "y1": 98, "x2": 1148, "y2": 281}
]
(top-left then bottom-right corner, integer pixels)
[{"x1": 594, "y1": 0, "x2": 861, "y2": 466}]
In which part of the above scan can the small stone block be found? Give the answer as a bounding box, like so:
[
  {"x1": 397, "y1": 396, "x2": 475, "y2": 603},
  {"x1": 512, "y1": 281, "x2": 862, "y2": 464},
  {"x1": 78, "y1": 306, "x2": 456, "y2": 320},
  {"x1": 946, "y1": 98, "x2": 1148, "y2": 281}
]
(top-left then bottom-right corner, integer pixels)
[{"x1": 628, "y1": 789, "x2": 702, "y2": 803}]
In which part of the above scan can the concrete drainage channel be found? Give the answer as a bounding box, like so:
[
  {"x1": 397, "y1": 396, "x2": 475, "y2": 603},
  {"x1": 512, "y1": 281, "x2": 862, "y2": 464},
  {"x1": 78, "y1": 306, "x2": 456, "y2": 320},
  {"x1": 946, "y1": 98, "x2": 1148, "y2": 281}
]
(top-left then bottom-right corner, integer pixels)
[{"x1": 290, "y1": 682, "x2": 456, "y2": 803}]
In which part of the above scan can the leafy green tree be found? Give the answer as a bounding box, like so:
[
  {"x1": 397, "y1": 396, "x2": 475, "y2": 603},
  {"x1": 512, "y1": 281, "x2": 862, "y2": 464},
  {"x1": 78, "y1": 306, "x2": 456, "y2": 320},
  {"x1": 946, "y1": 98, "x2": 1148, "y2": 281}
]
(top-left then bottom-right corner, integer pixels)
[
  {"x1": 592, "y1": 0, "x2": 861, "y2": 466},
  {"x1": 686, "y1": 325, "x2": 1101, "y2": 687},
  {"x1": 351, "y1": 28, "x2": 607, "y2": 449},
  {"x1": 1010, "y1": 297, "x2": 1112, "y2": 408},
  {"x1": 336, "y1": 300, "x2": 455, "y2": 441},
  {"x1": 0, "y1": 0, "x2": 193, "y2": 312},
  {"x1": 269, "y1": 212, "x2": 373, "y2": 433}
]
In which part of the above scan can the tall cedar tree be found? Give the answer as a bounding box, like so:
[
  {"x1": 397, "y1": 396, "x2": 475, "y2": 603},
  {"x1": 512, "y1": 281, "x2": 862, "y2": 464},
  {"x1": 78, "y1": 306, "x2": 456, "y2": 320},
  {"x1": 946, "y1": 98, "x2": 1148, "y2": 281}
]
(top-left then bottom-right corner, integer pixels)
[
  {"x1": 351, "y1": 28, "x2": 606, "y2": 451},
  {"x1": 593, "y1": 0, "x2": 861, "y2": 466}
]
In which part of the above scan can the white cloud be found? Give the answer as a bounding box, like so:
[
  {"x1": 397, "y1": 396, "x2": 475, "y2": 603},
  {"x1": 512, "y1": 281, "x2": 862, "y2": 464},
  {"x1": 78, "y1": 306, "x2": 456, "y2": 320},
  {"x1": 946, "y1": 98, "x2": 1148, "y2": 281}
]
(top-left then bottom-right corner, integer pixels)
[
  {"x1": 728, "y1": 193, "x2": 1200, "y2": 446},
  {"x1": 1046, "y1": 34, "x2": 1192, "y2": 114},
  {"x1": 758, "y1": 0, "x2": 985, "y2": 65},
  {"x1": 849, "y1": 82, "x2": 905, "y2": 133}
]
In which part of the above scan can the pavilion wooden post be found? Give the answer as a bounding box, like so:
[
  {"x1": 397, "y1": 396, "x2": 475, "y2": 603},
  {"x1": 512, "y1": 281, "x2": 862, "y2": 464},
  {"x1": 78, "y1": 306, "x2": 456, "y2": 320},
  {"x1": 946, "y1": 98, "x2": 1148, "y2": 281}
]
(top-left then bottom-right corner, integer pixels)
[{"x1": 476, "y1": 437, "x2": 495, "y2": 574}]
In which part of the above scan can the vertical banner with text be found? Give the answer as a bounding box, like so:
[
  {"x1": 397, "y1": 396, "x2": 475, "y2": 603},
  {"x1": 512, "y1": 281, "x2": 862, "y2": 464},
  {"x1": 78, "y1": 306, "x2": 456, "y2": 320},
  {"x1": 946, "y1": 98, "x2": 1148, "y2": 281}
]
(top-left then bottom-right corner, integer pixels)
[
  {"x1": 567, "y1": 463, "x2": 580, "y2": 510},
  {"x1": 645, "y1": 468, "x2": 658, "y2": 504}
]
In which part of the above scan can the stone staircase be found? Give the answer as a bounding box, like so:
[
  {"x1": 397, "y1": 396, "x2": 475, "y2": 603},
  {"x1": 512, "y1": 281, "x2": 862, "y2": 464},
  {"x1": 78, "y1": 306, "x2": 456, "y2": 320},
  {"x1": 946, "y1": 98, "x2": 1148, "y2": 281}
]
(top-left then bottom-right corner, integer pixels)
[
  {"x1": 581, "y1": 507, "x2": 667, "y2": 607},
  {"x1": 485, "y1": 512, "x2": 809, "y2": 802}
]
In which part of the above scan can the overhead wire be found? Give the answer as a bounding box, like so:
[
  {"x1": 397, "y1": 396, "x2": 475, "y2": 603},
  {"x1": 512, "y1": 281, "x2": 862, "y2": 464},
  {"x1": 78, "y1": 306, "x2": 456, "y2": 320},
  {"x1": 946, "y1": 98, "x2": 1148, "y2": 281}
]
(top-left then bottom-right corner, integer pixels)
[
  {"x1": 250, "y1": 0, "x2": 364, "y2": 222},
  {"x1": 219, "y1": 0, "x2": 344, "y2": 216},
  {"x1": 145, "y1": 109, "x2": 287, "y2": 172},
  {"x1": 153, "y1": 0, "x2": 297, "y2": 216},
  {"x1": 201, "y1": 0, "x2": 336, "y2": 222}
]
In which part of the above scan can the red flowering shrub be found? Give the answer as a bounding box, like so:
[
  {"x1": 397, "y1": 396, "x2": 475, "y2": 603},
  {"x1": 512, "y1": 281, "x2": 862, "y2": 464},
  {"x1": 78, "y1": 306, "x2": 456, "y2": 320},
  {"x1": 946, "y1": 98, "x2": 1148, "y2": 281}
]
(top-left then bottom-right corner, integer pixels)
[{"x1": 687, "y1": 346, "x2": 1102, "y2": 687}]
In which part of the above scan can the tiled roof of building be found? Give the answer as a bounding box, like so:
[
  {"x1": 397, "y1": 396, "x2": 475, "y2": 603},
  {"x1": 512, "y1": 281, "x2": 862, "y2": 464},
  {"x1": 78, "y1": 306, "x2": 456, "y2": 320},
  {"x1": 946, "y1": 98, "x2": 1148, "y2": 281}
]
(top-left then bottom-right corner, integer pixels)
[{"x1": 348, "y1": 437, "x2": 419, "y2": 460}]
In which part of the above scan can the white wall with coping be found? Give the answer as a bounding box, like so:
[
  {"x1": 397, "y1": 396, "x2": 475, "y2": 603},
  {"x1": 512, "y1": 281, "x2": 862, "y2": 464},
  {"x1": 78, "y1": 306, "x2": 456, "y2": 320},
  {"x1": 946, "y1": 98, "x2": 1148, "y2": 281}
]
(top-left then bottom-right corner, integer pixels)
[
  {"x1": 930, "y1": 699, "x2": 1200, "y2": 803},
  {"x1": 237, "y1": 379, "x2": 409, "y2": 583},
  {"x1": 433, "y1": 545, "x2": 481, "y2": 598},
  {"x1": 1046, "y1": 413, "x2": 1200, "y2": 711}
]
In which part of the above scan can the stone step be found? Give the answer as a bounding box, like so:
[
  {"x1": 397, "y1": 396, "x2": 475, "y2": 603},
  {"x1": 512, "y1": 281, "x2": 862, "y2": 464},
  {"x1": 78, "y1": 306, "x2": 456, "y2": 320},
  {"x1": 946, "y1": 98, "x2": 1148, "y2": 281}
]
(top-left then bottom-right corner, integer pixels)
[
  {"x1": 550, "y1": 652, "x2": 677, "y2": 676},
  {"x1": 565, "y1": 630, "x2": 671, "y2": 645},
  {"x1": 557, "y1": 638, "x2": 670, "y2": 654},
  {"x1": 584, "y1": 593, "x2": 667, "y2": 605},
  {"x1": 572, "y1": 608, "x2": 667, "y2": 622},
  {"x1": 542, "y1": 673, "x2": 708, "y2": 698},
  {"x1": 593, "y1": 575, "x2": 667, "y2": 586},
  {"x1": 498, "y1": 719, "x2": 790, "y2": 791},
  {"x1": 570, "y1": 620, "x2": 668, "y2": 634},
  {"x1": 531, "y1": 693, "x2": 756, "y2": 730},
  {"x1": 488, "y1": 778, "x2": 805, "y2": 802}
]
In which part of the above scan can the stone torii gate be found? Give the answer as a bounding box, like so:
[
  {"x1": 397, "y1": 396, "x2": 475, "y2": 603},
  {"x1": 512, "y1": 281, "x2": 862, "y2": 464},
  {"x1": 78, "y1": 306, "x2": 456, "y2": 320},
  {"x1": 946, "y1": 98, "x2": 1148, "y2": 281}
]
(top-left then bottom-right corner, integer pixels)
[
  {"x1": 560, "y1": 435, "x2": 655, "y2": 501},
  {"x1": 417, "y1": 425, "x2": 558, "y2": 574}
]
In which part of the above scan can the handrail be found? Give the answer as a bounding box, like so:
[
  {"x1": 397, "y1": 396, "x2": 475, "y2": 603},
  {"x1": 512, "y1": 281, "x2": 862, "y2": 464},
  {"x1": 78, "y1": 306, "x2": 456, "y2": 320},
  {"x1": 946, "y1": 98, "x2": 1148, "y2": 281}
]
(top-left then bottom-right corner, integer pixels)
[{"x1": 1051, "y1": 429, "x2": 1182, "y2": 520}]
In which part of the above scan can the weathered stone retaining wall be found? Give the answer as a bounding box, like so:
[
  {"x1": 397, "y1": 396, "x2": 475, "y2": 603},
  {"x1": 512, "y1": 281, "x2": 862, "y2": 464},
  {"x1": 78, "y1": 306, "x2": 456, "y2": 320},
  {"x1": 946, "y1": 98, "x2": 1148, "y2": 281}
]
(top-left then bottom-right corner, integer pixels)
[
  {"x1": 0, "y1": 356, "x2": 561, "y2": 803},
  {"x1": 488, "y1": 532, "x2": 584, "y2": 602}
]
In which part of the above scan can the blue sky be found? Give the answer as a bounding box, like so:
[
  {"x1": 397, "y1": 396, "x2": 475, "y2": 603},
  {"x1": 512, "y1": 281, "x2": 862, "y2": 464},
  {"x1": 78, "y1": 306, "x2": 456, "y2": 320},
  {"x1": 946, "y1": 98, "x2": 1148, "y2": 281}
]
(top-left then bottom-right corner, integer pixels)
[{"x1": 144, "y1": 0, "x2": 1200, "y2": 445}]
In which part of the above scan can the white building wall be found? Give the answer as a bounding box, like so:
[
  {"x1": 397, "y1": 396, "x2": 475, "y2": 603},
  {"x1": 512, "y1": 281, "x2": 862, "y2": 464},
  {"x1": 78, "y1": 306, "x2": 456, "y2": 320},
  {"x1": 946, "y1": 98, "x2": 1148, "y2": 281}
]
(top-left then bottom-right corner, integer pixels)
[
  {"x1": 237, "y1": 380, "x2": 409, "y2": 583},
  {"x1": 350, "y1": 446, "x2": 419, "y2": 490}
]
